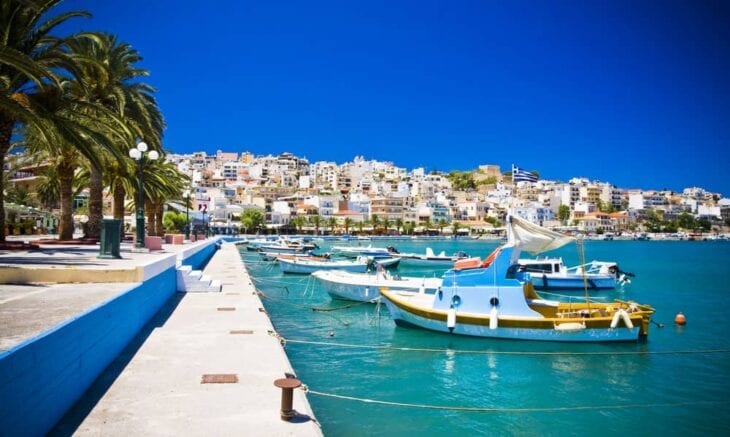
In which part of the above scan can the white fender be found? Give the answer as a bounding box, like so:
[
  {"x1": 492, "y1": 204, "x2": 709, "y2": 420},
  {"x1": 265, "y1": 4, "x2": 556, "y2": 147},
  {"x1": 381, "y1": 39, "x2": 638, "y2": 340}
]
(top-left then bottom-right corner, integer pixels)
[
  {"x1": 419, "y1": 281, "x2": 426, "y2": 295},
  {"x1": 620, "y1": 309, "x2": 634, "y2": 329},
  {"x1": 489, "y1": 306, "x2": 498, "y2": 330},
  {"x1": 611, "y1": 309, "x2": 634, "y2": 329},
  {"x1": 447, "y1": 308, "x2": 456, "y2": 330},
  {"x1": 365, "y1": 286, "x2": 369, "y2": 298}
]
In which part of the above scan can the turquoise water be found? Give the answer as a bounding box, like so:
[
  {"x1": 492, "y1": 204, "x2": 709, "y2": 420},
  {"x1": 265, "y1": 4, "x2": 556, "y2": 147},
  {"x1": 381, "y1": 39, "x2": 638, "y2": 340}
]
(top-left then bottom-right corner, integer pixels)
[{"x1": 240, "y1": 239, "x2": 730, "y2": 436}]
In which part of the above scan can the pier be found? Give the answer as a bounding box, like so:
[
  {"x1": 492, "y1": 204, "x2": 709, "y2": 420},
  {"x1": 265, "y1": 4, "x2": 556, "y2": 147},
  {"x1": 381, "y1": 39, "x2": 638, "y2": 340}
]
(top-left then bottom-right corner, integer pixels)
[{"x1": 0, "y1": 238, "x2": 321, "y2": 436}]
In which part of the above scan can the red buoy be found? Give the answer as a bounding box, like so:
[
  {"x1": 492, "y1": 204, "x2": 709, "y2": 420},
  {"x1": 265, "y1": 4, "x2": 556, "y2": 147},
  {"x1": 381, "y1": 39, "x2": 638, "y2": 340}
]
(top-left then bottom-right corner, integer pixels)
[{"x1": 674, "y1": 312, "x2": 686, "y2": 325}]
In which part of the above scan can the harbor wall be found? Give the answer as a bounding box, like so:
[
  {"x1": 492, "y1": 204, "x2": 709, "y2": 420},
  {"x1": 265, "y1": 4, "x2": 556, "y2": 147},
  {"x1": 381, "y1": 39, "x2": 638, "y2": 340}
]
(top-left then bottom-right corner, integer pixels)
[{"x1": 0, "y1": 240, "x2": 219, "y2": 436}]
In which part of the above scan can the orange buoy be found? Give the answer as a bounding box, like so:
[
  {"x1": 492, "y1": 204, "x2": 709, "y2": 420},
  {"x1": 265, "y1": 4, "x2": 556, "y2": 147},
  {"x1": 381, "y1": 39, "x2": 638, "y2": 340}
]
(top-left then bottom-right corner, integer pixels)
[{"x1": 674, "y1": 312, "x2": 686, "y2": 325}]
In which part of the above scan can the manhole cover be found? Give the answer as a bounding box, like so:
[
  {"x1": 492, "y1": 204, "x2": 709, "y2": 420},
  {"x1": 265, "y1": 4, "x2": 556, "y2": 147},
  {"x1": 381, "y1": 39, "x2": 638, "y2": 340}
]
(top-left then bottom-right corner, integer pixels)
[
  {"x1": 201, "y1": 374, "x2": 238, "y2": 384},
  {"x1": 217, "y1": 307, "x2": 236, "y2": 311},
  {"x1": 230, "y1": 329, "x2": 254, "y2": 334}
]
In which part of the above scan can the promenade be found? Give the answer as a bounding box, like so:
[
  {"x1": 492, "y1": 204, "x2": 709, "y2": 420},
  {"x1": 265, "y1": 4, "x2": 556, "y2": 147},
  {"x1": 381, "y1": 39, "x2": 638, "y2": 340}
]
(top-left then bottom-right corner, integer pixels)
[{"x1": 0, "y1": 238, "x2": 321, "y2": 436}]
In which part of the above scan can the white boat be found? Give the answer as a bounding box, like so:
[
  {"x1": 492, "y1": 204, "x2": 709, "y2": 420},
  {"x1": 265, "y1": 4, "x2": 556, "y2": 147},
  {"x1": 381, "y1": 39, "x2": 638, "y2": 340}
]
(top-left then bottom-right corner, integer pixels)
[
  {"x1": 516, "y1": 258, "x2": 633, "y2": 290},
  {"x1": 330, "y1": 245, "x2": 395, "y2": 259},
  {"x1": 373, "y1": 257, "x2": 401, "y2": 268},
  {"x1": 394, "y1": 247, "x2": 469, "y2": 267},
  {"x1": 312, "y1": 268, "x2": 443, "y2": 302},
  {"x1": 278, "y1": 256, "x2": 370, "y2": 274},
  {"x1": 378, "y1": 215, "x2": 655, "y2": 342}
]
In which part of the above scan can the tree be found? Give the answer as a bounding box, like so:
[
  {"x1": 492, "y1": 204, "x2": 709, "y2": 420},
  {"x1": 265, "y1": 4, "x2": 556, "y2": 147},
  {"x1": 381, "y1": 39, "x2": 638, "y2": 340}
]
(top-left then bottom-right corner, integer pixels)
[
  {"x1": 240, "y1": 208, "x2": 264, "y2": 234},
  {"x1": 0, "y1": 0, "x2": 95, "y2": 241},
  {"x1": 558, "y1": 205, "x2": 571, "y2": 224},
  {"x1": 310, "y1": 215, "x2": 322, "y2": 235},
  {"x1": 370, "y1": 214, "x2": 380, "y2": 235},
  {"x1": 162, "y1": 211, "x2": 186, "y2": 232},
  {"x1": 327, "y1": 216, "x2": 337, "y2": 235},
  {"x1": 451, "y1": 221, "x2": 461, "y2": 236},
  {"x1": 65, "y1": 33, "x2": 164, "y2": 239},
  {"x1": 290, "y1": 215, "x2": 306, "y2": 233},
  {"x1": 437, "y1": 219, "x2": 447, "y2": 234},
  {"x1": 395, "y1": 218, "x2": 404, "y2": 235},
  {"x1": 676, "y1": 212, "x2": 696, "y2": 231},
  {"x1": 343, "y1": 217, "x2": 353, "y2": 234}
]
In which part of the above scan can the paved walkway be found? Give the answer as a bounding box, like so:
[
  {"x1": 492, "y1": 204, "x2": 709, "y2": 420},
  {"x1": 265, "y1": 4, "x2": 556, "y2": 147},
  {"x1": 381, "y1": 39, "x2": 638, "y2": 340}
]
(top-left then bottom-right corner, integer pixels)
[{"x1": 1, "y1": 240, "x2": 321, "y2": 436}]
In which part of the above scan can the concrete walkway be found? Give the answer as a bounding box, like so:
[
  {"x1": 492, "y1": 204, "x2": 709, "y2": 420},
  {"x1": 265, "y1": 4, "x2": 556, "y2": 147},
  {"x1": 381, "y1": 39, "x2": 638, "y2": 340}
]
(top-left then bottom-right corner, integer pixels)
[{"x1": 2, "y1": 240, "x2": 321, "y2": 436}]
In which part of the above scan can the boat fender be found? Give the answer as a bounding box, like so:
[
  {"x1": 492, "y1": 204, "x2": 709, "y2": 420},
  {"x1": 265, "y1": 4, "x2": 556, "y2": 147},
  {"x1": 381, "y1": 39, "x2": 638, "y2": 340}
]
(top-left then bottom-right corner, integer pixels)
[
  {"x1": 419, "y1": 282, "x2": 426, "y2": 295},
  {"x1": 542, "y1": 274, "x2": 548, "y2": 289},
  {"x1": 447, "y1": 307, "x2": 457, "y2": 332},
  {"x1": 610, "y1": 309, "x2": 634, "y2": 329},
  {"x1": 489, "y1": 306, "x2": 498, "y2": 330},
  {"x1": 365, "y1": 286, "x2": 369, "y2": 298},
  {"x1": 437, "y1": 287, "x2": 443, "y2": 300},
  {"x1": 489, "y1": 297, "x2": 499, "y2": 307},
  {"x1": 452, "y1": 295, "x2": 461, "y2": 307}
]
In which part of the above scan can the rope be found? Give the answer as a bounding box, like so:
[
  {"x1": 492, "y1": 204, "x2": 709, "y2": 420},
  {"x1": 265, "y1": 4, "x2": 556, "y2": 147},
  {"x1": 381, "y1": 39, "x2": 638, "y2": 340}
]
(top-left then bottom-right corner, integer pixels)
[
  {"x1": 303, "y1": 388, "x2": 722, "y2": 413},
  {"x1": 281, "y1": 337, "x2": 730, "y2": 356}
]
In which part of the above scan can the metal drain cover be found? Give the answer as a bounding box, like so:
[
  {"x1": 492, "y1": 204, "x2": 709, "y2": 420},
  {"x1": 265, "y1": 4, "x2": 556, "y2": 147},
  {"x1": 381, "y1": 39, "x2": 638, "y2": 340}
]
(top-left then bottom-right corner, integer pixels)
[{"x1": 201, "y1": 374, "x2": 239, "y2": 384}]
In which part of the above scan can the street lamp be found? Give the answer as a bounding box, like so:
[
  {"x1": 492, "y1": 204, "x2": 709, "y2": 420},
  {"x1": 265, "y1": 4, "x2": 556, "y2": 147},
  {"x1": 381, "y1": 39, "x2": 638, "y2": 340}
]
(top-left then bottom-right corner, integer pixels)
[
  {"x1": 183, "y1": 189, "x2": 191, "y2": 240},
  {"x1": 129, "y1": 141, "x2": 159, "y2": 248}
]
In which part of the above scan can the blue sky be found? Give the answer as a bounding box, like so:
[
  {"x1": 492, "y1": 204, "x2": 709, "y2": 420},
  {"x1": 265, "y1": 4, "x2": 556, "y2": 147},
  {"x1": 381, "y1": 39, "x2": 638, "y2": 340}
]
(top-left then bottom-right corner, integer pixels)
[{"x1": 56, "y1": 0, "x2": 730, "y2": 195}]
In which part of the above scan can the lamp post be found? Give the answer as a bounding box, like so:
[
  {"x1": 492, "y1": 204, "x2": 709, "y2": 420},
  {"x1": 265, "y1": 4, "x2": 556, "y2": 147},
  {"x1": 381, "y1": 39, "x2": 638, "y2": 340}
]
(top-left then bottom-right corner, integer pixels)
[
  {"x1": 129, "y1": 142, "x2": 159, "y2": 248},
  {"x1": 183, "y1": 190, "x2": 191, "y2": 240}
]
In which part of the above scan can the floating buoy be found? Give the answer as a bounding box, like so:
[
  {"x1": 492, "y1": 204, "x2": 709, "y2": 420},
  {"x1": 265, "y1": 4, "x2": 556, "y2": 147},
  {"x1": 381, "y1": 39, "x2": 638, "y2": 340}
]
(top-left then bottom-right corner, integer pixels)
[
  {"x1": 328, "y1": 331, "x2": 335, "y2": 337},
  {"x1": 675, "y1": 312, "x2": 686, "y2": 325}
]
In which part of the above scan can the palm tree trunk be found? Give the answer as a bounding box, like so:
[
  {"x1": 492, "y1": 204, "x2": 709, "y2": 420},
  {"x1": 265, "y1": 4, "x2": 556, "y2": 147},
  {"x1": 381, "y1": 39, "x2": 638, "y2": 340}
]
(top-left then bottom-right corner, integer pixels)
[
  {"x1": 58, "y1": 159, "x2": 75, "y2": 240},
  {"x1": 0, "y1": 113, "x2": 13, "y2": 242},
  {"x1": 156, "y1": 203, "x2": 164, "y2": 236},
  {"x1": 86, "y1": 164, "x2": 103, "y2": 240},
  {"x1": 113, "y1": 180, "x2": 125, "y2": 220}
]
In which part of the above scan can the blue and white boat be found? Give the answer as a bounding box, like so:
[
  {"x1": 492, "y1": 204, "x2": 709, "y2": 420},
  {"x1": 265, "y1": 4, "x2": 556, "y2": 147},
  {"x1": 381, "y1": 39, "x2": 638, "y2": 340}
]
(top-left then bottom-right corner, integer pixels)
[
  {"x1": 515, "y1": 258, "x2": 632, "y2": 290},
  {"x1": 378, "y1": 216, "x2": 655, "y2": 342}
]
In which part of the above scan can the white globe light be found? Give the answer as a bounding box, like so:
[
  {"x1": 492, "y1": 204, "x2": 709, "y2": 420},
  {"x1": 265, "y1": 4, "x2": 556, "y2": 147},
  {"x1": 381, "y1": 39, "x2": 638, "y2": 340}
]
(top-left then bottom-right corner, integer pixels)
[
  {"x1": 137, "y1": 141, "x2": 148, "y2": 152},
  {"x1": 148, "y1": 150, "x2": 159, "y2": 160},
  {"x1": 128, "y1": 148, "x2": 141, "y2": 159},
  {"x1": 183, "y1": 190, "x2": 190, "y2": 198}
]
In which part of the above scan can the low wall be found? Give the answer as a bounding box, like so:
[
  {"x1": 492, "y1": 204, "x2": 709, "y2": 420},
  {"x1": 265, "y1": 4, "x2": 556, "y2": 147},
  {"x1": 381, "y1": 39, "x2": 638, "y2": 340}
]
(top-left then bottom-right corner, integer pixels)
[{"x1": 0, "y1": 239, "x2": 220, "y2": 436}]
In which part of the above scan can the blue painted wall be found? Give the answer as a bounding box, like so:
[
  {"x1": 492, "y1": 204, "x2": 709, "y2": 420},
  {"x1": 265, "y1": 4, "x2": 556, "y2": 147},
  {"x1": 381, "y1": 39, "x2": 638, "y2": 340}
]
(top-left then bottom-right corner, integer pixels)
[{"x1": 0, "y1": 240, "x2": 219, "y2": 436}]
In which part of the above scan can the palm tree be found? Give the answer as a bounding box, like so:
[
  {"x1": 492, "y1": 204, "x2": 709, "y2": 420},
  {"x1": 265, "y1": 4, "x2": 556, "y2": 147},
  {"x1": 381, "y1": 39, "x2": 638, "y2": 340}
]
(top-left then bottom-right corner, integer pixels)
[
  {"x1": 140, "y1": 159, "x2": 189, "y2": 237},
  {"x1": 395, "y1": 218, "x2": 404, "y2": 235},
  {"x1": 64, "y1": 34, "x2": 164, "y2": 239},
  {"x1": 327, "y1": 216, "x2": 337, "y2": 235},
  {"x1": 370, "y1": 214, "x2": 380, "y2": 235},
  {"x1": 0, "y1": 0, "x2": 95, "y2": 241},
  {"x1": 343, "y1": 217, "x2": 353, "y2": 234},
  {"x1": 310, "y1": 215, "x2": 322, "y2": 235},
  {"x1": 438, "y1": 219, "x2": 447, "y2": 235},
  {"x1": 290, "y1": 215, "x2": 306, "y2": 234}
]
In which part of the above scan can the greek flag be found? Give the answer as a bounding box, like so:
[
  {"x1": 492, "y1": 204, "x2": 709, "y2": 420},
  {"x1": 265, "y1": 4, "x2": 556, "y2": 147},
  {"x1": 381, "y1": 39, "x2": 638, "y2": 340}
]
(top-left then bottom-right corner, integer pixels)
[{"x1": 512, "y1": 165, "x2": 538, "y2": 183}]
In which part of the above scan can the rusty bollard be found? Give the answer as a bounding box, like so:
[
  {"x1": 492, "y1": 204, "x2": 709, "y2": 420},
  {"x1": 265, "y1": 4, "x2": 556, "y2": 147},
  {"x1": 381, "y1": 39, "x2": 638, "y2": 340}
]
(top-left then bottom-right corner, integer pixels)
[{"x1": 274, "y1": 377, "x2": 302, "y2": 421}]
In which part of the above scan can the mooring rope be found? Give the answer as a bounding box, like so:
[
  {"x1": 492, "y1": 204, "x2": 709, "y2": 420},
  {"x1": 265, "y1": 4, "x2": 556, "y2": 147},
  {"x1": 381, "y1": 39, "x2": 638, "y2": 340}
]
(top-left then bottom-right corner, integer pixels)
[
  {"x1": 302, "y1": 388, "x2": 723, "y2": 412},
  {"x1": 278, "y1": 337, "x2": 730, "y2": 356}
]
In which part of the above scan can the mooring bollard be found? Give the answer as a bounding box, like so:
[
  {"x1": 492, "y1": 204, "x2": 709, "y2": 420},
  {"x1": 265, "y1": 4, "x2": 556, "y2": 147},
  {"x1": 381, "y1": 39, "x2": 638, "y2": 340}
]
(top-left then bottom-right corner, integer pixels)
[{"x1": 274, "y1": 377, "x2": 302, "y2": 421}]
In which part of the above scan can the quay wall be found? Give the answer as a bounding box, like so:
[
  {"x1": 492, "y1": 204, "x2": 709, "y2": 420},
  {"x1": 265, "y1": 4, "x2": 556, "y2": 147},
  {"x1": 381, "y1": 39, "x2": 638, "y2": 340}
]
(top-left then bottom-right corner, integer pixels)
[{"x1": 0, "y1": 239, "x2": 219, "y2": 436}]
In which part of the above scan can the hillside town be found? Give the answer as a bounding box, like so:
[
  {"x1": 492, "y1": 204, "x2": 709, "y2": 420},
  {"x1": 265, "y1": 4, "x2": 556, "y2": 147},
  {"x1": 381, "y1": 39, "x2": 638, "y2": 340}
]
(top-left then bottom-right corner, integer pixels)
[{"x1": 5, "y1": 149, "x2": 729, "y2": 239}]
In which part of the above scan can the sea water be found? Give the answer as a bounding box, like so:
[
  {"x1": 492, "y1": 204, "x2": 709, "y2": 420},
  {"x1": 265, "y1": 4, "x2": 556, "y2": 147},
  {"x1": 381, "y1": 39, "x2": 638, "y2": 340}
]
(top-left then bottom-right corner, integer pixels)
[{"x1": 240, "y1": 239, "x2": 730, "y2": 436}]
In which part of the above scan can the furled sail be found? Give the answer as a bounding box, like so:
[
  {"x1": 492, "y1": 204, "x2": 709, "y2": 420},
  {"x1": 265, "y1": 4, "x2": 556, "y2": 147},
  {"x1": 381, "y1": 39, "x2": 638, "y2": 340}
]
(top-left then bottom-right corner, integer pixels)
[{"x1": 508, "y1": 215, "x2": 574, "y2": 254}]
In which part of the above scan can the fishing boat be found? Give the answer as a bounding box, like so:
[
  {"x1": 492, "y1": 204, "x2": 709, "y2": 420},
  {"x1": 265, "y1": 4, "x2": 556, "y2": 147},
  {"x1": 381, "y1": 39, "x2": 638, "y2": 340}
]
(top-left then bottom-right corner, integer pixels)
[
  {"x1": 278, "y1": 256, "x2": 370, "y2": 274},
  {"x1": 394, "y1": 247, "x2": 470, "y2": 267},
  {"x1": 516, "y1": 258, "x2": 633, "y2": 290},
  {"x1": 313, "y1": 267, "x2": 443, "y2": 302},
  {"x1": 378, "y1": 215, "x2": 655, "y2": 342}
]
